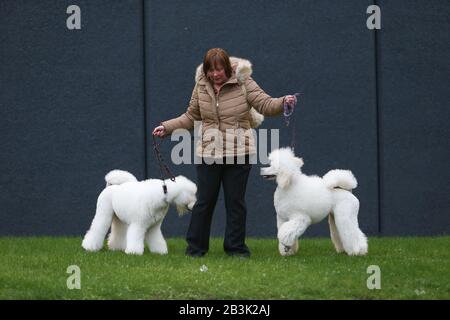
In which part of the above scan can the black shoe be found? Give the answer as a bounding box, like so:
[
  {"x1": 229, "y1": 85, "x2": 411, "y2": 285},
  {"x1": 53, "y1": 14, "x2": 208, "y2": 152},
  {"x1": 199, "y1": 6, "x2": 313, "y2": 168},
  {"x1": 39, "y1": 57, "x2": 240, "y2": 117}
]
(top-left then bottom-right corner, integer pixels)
[
  {"x1": 185, "y1": 248, "x2": 206, "y2": 257},
  {"x1": 226, "y1": 252, "x2": 250, "y2": 258},
  {"x1": 185, "y1": 252, "x2": 205, "y2": 258}
]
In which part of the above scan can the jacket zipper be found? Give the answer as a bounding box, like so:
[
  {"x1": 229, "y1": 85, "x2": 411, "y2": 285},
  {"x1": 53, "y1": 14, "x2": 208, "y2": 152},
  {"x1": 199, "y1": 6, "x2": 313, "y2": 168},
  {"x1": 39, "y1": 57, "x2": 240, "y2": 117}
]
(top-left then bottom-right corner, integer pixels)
[
  {"x1": 214, "y1": 93, "x2": 222, "y2": 156},
  {"x1": 215, "y1": 86, "x2": 243, "y2": 148},
  {"x1": 215, "y1": 93, "x2": 220, "y2": 122}
]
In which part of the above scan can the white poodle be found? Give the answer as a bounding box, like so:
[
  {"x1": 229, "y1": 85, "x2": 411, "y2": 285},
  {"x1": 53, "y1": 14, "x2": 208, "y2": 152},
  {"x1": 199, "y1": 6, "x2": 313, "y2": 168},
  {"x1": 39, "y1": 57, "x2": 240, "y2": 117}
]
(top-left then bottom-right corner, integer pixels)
[
  {"x1": 260, "y1": 148, "x2": 368, "y2": 256},
  {"x1": 82, "y1": 170, "x2": 197, "y2": 255}
]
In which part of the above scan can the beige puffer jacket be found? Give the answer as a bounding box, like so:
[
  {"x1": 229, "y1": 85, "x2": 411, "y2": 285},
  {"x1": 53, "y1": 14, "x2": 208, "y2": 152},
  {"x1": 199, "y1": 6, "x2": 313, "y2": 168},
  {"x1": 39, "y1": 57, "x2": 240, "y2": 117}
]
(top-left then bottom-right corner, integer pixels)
[{"x1": 161, "y1": 57, "x2": 285, "y2": 159}]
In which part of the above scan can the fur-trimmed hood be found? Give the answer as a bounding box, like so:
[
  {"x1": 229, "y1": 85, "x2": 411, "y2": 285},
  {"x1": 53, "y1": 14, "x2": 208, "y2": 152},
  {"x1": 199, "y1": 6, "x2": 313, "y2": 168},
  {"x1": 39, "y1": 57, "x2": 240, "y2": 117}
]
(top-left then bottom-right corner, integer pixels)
[{"x1": 195, "y1": 56, "x2": 253, "y2": 84}]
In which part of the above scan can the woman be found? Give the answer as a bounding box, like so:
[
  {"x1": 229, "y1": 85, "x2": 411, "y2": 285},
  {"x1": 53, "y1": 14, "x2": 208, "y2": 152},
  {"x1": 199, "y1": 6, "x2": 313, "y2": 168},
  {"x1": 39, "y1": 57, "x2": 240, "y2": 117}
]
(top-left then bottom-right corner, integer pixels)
[{"x1": 152, "y1": 48, "x2": 296, "y2": 257}]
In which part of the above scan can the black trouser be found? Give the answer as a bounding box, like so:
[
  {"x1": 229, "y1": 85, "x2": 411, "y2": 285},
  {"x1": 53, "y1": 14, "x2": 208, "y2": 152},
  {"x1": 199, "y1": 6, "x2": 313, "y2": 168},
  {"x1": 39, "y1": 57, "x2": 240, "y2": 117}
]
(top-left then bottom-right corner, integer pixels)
[{"x1": 186, "y1": 156, "x2": 252, "y2": 257}]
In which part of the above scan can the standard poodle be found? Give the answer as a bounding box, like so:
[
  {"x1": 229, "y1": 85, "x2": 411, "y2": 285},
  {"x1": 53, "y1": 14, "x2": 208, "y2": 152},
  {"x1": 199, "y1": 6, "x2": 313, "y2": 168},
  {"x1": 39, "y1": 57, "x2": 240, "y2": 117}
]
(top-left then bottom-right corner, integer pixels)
[
  {"x1": 82, "y1": 170, "x2": 197, "y2": 255},
  {"x1": 260, "y1": 148, "x2": 368, "y2": 256}
]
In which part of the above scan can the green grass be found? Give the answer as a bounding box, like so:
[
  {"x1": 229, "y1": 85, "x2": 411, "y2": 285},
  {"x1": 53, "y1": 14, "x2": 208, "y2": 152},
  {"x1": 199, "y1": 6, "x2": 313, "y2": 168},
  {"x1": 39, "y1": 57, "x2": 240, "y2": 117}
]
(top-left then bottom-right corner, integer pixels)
[{"x1": 0, "y1": 236, "x2": 449, "y2": 299}]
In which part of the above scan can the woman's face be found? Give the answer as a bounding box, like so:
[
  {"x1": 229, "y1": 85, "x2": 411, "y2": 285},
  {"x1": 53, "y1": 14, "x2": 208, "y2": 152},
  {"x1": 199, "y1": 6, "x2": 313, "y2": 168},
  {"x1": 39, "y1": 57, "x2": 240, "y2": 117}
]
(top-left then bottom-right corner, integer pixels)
[{"x1": 207, "y1": 63, "x2": 228, "y2": 86}]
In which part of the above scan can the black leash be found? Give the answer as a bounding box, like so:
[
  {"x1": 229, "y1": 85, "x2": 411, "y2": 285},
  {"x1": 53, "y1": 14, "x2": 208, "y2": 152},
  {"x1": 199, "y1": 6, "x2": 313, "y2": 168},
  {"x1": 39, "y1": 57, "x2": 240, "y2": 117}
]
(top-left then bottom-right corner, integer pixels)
[
  {"x1": 152, "y1": 135, "x2": 176, "y2": 194},
  {"x1": 283, "y1": 93, "x2": 302, "y2": 152}
]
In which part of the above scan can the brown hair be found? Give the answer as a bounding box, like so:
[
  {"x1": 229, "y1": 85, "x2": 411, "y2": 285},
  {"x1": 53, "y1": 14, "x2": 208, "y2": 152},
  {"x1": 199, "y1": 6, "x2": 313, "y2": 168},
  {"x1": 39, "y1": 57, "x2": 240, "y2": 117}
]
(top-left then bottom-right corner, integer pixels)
[{"x1": 202, "y1": 48, "x2": 233, "y2": 80}]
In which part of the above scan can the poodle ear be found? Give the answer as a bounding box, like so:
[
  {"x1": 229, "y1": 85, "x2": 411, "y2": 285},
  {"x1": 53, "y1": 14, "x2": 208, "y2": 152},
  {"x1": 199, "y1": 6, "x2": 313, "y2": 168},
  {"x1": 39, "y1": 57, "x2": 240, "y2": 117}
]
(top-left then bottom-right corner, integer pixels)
[
  {"x1": 276, "y1": 169, "x2": 291, "y2": 189},
  {"x1": 295, "y1": 157, "x2": 304, "y2": 168}
]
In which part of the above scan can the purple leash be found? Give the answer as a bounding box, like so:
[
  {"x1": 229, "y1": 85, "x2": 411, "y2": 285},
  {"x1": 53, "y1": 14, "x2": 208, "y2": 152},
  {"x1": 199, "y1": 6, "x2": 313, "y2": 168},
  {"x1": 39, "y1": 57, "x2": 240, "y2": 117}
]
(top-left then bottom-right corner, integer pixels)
[
  {"x1": 283, "y1": 93, "x2": 302, "y2": 152},
  {"x1": 152, "y1": 135, "x2": 176, "y2": 195}
]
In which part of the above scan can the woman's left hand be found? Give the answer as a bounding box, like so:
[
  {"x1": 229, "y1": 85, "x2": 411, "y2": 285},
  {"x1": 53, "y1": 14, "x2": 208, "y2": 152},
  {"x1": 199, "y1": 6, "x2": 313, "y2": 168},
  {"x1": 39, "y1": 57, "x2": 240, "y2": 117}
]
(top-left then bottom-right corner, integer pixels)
[{"x1": 284, "y1": 95, "x2": 297, "y2": 109}]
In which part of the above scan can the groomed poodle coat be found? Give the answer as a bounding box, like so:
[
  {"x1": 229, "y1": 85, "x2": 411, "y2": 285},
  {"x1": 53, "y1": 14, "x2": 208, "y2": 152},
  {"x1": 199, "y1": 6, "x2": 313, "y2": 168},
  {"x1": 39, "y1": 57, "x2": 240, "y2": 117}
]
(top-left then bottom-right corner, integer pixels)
[
  {"x1": 260, "y1": 148, "x2": 368, "y2": 256},
  {"x1": 82, "y1": 170, "x2": 197, "y2": 255}
]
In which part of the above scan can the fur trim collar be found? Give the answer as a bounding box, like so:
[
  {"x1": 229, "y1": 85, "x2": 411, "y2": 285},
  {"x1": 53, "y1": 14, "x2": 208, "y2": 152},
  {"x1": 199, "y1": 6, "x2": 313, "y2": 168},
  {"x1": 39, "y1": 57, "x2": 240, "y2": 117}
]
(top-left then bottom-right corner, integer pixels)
[{"x1": 195, "y1": 56, "x2": 253, "y2": 84}]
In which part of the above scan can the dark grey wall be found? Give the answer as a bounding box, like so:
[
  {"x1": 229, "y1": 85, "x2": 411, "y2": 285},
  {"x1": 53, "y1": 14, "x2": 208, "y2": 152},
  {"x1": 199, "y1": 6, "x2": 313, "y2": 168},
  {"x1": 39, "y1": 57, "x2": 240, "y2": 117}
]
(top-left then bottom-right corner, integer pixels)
[
  {"x1": 377, "y1": 0, "x2": 450, "y2": 236},
  {"x1": 0, "y1": 0, "x2": 145, "y2": 235},
  {"x1": 0, "y1": 1, "x2": 448, "y2": 237}
]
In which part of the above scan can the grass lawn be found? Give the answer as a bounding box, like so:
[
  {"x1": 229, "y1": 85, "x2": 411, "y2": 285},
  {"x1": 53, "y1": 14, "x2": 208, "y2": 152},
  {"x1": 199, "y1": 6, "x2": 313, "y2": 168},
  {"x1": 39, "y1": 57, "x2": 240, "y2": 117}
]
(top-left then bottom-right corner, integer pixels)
[{"x1": 0, "y1": 236, "x2": 449, "y2": 300}]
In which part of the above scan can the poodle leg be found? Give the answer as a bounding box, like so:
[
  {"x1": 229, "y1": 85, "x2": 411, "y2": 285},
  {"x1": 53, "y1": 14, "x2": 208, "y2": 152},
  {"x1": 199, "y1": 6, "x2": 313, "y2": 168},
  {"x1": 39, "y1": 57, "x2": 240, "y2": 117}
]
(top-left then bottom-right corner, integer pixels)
[
  {"x1": 82, "y1": 190, "x2": 114, "y2": 252},
  {"x1": 125, "y1": 223, "x2": 147, "y2": 255},
  {"x1": 107, "y1": 214, "x2": 128, "y2": 251},
  {"x1": 276, "y1": 214, "x2": 299, "y2": 256},
  {"x1": 145, "y1": 221, "x2": 168, "y2": 255},
  {"x1": 276, "y1": 214, "x2": 288, "y2": 229},
  {"x1": 328, "y1": 213, "x2": 344, "y2": 253},
  {"x1": 333, "y1": 196, "x2": 368, "y2": 256},
  {"x1": 277, "y1": 214, "x2": 311, "y2": 256}
]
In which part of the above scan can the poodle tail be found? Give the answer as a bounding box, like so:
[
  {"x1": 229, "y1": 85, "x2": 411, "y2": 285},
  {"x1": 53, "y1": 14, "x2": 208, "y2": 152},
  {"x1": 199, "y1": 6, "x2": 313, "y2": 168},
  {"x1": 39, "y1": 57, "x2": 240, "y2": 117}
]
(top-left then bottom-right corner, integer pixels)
[
  {"x1": 323, "y1": 169, "x2": 357, "y2": 191},
  {"x1": 105, "y1": 170, "x2": 138, "y2": 186}
]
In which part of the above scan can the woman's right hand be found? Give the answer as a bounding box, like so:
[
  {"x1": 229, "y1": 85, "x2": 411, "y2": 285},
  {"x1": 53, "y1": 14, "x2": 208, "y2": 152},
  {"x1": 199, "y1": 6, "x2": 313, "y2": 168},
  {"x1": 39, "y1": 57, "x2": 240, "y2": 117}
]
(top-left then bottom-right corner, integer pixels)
[{"x1": 152, "y1": 125, "x2": 166, "y2": 137}]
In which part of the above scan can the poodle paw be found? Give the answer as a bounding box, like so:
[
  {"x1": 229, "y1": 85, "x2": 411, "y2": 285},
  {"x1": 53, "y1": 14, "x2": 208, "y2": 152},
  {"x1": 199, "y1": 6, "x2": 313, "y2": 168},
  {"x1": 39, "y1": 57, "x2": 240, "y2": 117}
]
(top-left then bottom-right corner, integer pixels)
[
  {"x1": 125, "y1": 245, "x2": 144, "y2": 255},
  {"x1": 150, "y1": 247, "x2": 168, "y2": 255},
  {"x1": 82, "y1": 233, "x2": 103, "y2": 252},
  {"x1": 354, "y1": 244, "x2": 368, "y2": 256},
  {"x1": 346, "y1": 243, "x2": 368, "y2": 256},
  {"x1": 278, "y1": 234, "x2": 296, "y2": 248},
  {"x1": 279, "y1": 245, "x2": 293, "y2": 256},
  {"x1": 107, "y1": 240, "x2": 126, "y2": 251},
  {"x1": 347, "y1": 250, "x2": 366, "y2": 256},
  {"x1": 148, "y1": 241, "x2": 168, "y2": 255},
  {"x1": 278, "y1": 241, "x2": 298, "y2": 256},
  {"x1": 334, "y1": 246, "x2": 345, "y2": 254}
]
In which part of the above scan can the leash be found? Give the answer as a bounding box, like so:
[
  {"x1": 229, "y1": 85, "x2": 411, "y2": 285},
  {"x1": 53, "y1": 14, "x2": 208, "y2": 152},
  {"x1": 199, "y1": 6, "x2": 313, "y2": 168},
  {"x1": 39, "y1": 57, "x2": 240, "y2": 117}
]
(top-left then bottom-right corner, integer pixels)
[
  {"x1": 283, "y1": 93, "x2": 302, "y2": 152},
  {"x1": 152, "y1": 135, "x2": 176, "y2": 194},
  {"x1": 152, "y1": 135, "x2": 192, "y2": 213}
]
